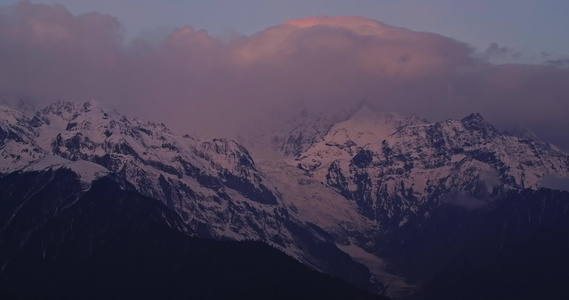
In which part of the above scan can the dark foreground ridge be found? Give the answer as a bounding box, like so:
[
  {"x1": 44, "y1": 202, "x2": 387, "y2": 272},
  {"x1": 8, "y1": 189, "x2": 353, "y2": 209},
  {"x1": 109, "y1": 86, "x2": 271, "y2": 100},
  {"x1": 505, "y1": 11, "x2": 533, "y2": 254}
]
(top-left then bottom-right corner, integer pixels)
[
  {"x1": 378, "y1": 188, "x2": 569, "y2": 300},
  {"x1": 0, "y1": 170, "x2": 387, "y2": 300}
]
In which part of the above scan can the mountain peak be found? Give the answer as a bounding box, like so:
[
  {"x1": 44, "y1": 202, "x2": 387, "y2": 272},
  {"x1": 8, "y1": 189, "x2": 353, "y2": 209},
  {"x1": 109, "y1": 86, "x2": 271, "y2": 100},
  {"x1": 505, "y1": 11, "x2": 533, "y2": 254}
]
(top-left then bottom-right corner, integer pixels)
[
  {"x1": 460, "y1": 112, "x2": 498, "y2": 136},
  {"x1": 39, "y1": 99, "x2": 113, "y2": 121},
  {"x1": 349, "y1": 102, "x2": 377, "y2": 122},
  {"x1": 347, "y1": 100, "x2": 402, "y2": 124},
  {"x1": 461, "y1": 112, "x2": 485, "y2": 122},
  {"x1": 348, "y1": 99, "x2": 377, "y2": 116},
  {"x1": 403, "y1": 113, "x2": 430, "y2": 126}
]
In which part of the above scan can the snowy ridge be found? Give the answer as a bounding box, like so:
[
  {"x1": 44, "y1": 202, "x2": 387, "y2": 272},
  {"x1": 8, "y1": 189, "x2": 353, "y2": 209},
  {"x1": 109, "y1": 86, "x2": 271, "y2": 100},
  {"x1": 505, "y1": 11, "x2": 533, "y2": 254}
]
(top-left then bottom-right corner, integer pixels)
[
  {"x1": 3, "y1": 100, "x2": 285, "y2": 236},
  {"x1": 0, "y1": 100, "x2": 369, "y2": 285},
  {"x1": 295, "y1": 103, "x2": 569, "y2": 230}
]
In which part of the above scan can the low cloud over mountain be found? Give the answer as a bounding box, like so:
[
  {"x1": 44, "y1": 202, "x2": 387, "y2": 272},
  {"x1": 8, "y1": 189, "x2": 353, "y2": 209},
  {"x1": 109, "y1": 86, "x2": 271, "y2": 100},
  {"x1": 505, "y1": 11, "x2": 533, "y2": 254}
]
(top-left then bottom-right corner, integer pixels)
[{"x1": 1, "y1": 2, "x2": 568, "y2": 149}]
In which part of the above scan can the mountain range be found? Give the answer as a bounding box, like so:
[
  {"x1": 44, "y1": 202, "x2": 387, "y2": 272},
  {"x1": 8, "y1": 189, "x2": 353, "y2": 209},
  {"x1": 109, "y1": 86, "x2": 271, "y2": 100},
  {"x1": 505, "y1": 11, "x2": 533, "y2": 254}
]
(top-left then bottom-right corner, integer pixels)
[{"x1": 1, "y1": 99, "x2": 569, "y2": 299}]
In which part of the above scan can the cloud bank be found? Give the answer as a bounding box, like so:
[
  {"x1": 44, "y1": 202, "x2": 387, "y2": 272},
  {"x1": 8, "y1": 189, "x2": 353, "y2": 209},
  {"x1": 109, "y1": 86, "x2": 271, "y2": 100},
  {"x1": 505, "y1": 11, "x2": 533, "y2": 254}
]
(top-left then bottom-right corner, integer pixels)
[{"x1": 1, "y1": 2, "x2": 568, "y2": 149}]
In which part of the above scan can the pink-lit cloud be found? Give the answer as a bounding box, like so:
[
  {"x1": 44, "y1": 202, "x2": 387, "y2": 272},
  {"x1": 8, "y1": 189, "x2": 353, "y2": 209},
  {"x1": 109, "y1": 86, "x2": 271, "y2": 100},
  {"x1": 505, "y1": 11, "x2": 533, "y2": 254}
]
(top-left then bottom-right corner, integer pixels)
[{"x1": 1, "y1": 2, "x2": 568, "y2": 150}]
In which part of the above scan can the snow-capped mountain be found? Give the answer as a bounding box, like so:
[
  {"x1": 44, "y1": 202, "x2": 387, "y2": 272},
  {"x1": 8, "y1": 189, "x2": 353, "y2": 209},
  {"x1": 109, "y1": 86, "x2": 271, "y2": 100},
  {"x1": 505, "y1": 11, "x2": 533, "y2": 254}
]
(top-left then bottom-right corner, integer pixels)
[
  {"x1": 293, "y1": 101, "x2": 569, "y2": 230},
  {"x1": 0, "y1": 100, "x2": 374, "y2": 291},
  {"x1": 5, "y1": 100, "x2": 283, "y2": 235},
  {"x1": 2, "y1": 99, "x2": 569, "y2": 298}
]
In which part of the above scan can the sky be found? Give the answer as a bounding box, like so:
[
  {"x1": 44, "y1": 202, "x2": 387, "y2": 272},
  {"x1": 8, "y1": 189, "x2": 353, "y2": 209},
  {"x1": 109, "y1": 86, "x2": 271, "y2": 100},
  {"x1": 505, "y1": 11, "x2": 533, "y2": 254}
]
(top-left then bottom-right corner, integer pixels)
[
  {"x1": 0, "y1": 1, "x2": 568, "y2": 150},
  {"x1": 2, "y1": 0, "x2": 569, "y2": 61}
]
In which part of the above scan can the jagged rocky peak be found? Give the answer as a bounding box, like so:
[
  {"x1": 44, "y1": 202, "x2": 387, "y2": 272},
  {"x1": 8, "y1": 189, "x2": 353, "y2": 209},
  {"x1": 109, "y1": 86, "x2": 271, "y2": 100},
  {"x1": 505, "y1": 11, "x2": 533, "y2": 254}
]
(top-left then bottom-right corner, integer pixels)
[
  {"x1": 27, "y1": 101, "x2": 262, "y2": 179},
  {"x1": 35, "y1": 100, "x2": 164, "y2": 133},
  {"x1": 31, "y1": 100, "x2": 114, "y2": 133},
  {"x1": 402, "y1": 113, "x2": 430, "y2": 126},
  {"x1": 37, "y1": 99, "x2": 103, "y2": 120},
  {"x1": 460, "y1": 112, "x2": 498, "y2": 136},
  {"x1": 31, "y1": 100, "x2": 185, "y2": 160}
]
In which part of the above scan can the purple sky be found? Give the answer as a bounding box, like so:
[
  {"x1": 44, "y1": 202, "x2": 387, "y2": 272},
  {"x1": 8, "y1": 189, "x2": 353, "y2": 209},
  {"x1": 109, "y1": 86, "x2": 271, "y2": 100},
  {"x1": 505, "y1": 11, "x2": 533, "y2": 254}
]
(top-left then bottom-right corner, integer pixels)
[
  {"x1": 0, "y1": 1, "x2": 568, "y2": 150},
  {"x1": 0, "y1": 0, "x2": 565, "y2": 62}
]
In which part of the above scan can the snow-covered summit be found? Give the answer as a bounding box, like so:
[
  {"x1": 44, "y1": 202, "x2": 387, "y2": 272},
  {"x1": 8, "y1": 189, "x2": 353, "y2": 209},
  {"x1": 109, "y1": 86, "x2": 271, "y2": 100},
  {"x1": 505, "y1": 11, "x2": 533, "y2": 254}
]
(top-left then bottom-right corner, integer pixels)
[
  {"x1": 0, "y1": 100, "x2": 339, "y2": 265},
  {"x1": 295, "y1": 106, "x2": 569, "y2": 229}
]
